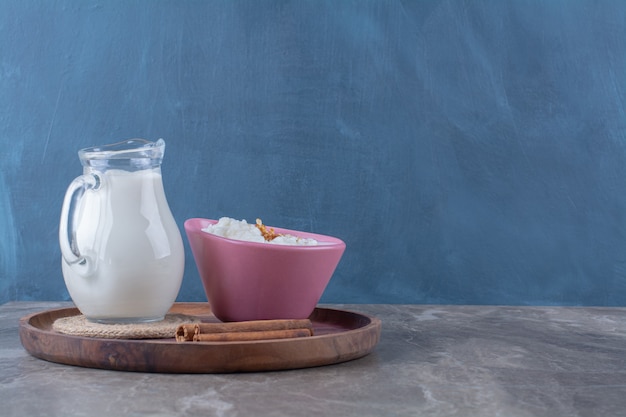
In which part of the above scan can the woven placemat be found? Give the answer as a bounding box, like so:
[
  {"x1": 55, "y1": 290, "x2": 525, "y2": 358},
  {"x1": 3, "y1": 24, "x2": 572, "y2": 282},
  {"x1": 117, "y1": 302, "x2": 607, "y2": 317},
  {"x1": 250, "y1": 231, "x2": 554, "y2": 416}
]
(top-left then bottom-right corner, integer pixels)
[{"x1": 52, "y1": 314, "x2": 201, "y2": 339}]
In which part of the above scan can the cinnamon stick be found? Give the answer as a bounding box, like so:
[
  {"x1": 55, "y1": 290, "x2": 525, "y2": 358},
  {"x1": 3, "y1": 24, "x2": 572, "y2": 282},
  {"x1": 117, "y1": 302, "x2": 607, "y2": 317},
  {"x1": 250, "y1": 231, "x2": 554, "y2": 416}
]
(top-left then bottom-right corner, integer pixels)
[
  {"x1": 175, "y1": 324, "x2": 196, "y2": 342},
  {"x1": 193, "y1": 328, "x2": 312, "y2": 342},
  {"x1": 175, "y1": 319, "x2": 314, "y2": 342}
]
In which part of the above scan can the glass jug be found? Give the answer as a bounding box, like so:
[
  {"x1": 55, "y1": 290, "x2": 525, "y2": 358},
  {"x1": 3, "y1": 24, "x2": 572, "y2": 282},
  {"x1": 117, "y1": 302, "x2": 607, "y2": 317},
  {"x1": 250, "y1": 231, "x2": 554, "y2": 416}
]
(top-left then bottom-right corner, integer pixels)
[{"x1": 59, "y1": 139, "x2": 184, "y2": 323}]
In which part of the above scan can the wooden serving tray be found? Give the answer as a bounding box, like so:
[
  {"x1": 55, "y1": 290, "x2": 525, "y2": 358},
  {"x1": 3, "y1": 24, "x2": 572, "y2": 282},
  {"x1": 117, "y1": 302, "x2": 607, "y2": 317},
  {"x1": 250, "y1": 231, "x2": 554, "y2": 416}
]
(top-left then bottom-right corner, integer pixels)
[{"x1": 19, "y1": 303, "x2": 381, "y2": 373}]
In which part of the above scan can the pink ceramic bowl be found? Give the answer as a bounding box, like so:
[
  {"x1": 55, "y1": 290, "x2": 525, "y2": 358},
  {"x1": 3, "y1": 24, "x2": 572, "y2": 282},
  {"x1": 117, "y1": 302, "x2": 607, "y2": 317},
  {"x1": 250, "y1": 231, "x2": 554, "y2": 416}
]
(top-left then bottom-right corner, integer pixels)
[{"x1": 184, "y1": 218, "x2": 346, "y2": 322}]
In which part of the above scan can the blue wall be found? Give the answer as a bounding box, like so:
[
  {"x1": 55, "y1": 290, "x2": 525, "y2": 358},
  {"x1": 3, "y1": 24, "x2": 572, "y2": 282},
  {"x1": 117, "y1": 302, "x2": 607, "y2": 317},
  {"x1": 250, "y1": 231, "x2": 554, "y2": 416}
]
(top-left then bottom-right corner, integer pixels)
[{"x1": 1, "y1": 0, "x2": 625, "y2": 306}]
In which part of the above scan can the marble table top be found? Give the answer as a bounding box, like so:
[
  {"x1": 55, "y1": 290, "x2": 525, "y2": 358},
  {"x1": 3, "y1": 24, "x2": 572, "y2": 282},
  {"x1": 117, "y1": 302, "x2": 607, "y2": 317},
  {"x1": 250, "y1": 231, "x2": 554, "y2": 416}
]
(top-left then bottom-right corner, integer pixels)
[{"x1": 2, "y1": 301, "x2": 626, "y2": 417}]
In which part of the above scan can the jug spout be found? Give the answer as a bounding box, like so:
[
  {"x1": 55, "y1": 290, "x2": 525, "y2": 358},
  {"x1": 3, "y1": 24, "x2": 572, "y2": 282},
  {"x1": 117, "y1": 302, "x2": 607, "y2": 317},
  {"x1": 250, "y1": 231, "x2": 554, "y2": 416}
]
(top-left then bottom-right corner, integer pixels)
[{"x1": 78, "y1": 138, "x2": 166, "y2": 171}]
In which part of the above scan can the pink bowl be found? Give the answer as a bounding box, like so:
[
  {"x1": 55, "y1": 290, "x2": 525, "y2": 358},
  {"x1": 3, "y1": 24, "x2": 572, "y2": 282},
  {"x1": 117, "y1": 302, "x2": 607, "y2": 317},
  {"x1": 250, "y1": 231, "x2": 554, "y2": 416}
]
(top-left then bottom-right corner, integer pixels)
[{"x1": 184, "y1": 218, "x2": 346, "y2": 322}]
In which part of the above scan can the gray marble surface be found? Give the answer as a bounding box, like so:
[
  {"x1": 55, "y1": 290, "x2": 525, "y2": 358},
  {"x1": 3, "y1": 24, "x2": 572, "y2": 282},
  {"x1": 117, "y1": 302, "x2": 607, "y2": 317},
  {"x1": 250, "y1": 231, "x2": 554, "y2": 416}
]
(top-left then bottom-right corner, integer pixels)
[{"x1": 3, "y1": 302, "x2": 626, "y2": 417}]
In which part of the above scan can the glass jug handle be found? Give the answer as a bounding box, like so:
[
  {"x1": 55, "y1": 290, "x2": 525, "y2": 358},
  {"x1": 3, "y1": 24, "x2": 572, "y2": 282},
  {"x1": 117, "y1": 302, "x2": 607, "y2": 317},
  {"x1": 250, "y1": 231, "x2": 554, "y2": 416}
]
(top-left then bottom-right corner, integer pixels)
[{"x1": 59, "y1": 173, "x2": 101, "y2": 276}]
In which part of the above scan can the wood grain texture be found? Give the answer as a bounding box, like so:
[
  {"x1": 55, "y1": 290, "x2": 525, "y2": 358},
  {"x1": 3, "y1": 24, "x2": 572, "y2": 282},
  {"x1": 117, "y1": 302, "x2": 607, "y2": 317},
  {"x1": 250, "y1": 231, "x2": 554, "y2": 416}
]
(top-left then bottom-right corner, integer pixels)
[{"x1": 19, "y1": 303, "x2": 381, "y2": 373}]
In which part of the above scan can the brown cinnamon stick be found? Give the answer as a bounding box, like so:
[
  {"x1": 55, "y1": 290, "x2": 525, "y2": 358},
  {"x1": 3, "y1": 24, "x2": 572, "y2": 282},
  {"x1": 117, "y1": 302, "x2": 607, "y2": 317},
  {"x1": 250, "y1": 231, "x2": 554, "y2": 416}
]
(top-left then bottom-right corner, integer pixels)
[
  {"x1": 175, "y1": 319, "x2": 314, "y2": 342},
  {"x1": 193, "y1": 328, "x2": 312, "y2": 342},
  {"x1": 175, "y1": 324, "x2": 196, "y2": 342}
]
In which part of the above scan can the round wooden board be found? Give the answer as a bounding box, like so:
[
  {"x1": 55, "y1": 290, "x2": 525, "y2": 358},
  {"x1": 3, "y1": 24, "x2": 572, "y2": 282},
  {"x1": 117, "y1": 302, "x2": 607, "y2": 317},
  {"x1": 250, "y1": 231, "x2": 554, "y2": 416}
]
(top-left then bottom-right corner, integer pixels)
[{"x1": 19, "y1": 303, "x2": 381, "y2": 373}]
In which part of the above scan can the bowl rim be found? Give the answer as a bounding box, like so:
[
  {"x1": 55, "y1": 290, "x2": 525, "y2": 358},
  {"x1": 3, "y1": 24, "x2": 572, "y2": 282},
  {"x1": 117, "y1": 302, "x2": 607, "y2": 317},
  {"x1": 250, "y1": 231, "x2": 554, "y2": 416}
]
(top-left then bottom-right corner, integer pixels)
[{"x1": 184, "y1": 218, "x2": 346, "y2": 250}]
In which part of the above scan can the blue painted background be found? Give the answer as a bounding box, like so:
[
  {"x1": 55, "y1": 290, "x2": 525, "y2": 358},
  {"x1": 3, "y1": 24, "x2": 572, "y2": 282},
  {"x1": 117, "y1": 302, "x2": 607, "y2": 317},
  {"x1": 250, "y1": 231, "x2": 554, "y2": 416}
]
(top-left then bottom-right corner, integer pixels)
[{"x1": 1, "y1": 0, "x2": 625, "y2": 306}]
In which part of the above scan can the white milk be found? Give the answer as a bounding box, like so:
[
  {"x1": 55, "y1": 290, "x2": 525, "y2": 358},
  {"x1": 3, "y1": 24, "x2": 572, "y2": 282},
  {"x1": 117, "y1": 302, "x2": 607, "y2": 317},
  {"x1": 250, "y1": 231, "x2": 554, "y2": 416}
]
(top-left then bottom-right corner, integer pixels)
[{"x1": 62, "y1": 168, "x2": 184, "y2": 323}]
